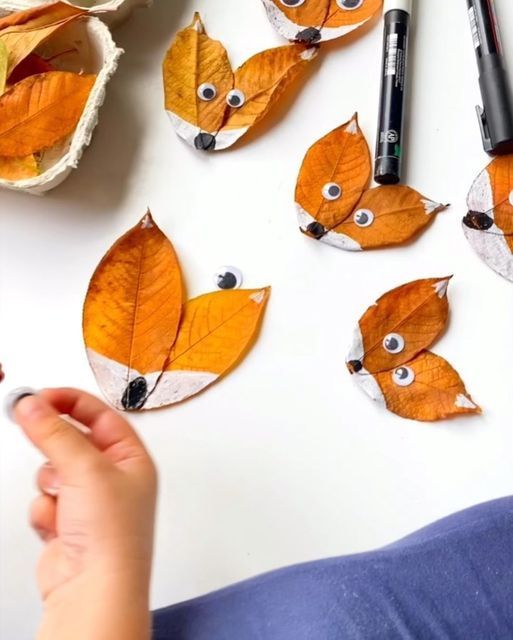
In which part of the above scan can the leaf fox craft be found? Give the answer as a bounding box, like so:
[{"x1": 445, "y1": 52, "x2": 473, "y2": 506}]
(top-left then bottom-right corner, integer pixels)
[{"x1": 163, "y1": 13, "x2": 317, "y2": 152}]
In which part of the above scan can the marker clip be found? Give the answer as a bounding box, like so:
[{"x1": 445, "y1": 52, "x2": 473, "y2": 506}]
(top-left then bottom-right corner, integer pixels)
[{"x1": 476, "y1": 105, "x2": 493, "y2": 154}]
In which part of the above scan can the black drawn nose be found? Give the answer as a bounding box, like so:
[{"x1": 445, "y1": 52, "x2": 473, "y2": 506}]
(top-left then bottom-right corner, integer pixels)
[
  {"x1": 122, "y1": 376, "x2": 148, "y2": 410},
  {"x1": 305, "y1": 221, "x2": 326, "y2": 239},
  {"x1": 463, "y1": 210, "x2": 494, "y2": 231},
  {"x1": 194, "y1": 132, "x2": 216, "y2": 151},
  {"x1": 347, "y1": 360, "x2": 363, "y2": 374},
  {"x1": 296, "y1": 27, "x2": 322, "y2": 44}
]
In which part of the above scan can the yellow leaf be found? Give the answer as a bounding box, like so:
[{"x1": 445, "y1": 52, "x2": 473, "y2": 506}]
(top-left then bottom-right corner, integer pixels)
[
  {"x1": 0, "y1": 40, "x2": 7, "y2": 94},
  {"x1": 0, "y1": 71, "x2": 96, "y2": 157},
  {"x1": 0, "y1": 154, "x2": 39, "y2": 180},
  {"x1": 0, "y1": 2, "x2": 84, "y2": 77}
]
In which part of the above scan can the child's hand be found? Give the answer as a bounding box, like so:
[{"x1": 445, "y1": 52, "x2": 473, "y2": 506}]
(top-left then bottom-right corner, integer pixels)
[{"x1": 12, "y1": 388, "x2": 158, "y2": 640}]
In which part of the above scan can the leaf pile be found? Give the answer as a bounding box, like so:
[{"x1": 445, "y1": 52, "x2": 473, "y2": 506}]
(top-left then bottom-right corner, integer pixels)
[
  {"x1": 346, "y1": 277, "x2": 481, "y2": 421},
  {"x1": 296, "y1": 114, "x2": 447, "y2": 251},
  {"x1": 83, "y1": 211, "x2": 271, "y2": 411},
  {"x1": 0, "y1": 3, "x2": 97, "y2": 181}
]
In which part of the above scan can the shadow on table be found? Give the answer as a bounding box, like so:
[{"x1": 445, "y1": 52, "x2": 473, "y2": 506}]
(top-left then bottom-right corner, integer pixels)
[{"x1": 48, "y1": 0, "x2": 189, "y2": 215}]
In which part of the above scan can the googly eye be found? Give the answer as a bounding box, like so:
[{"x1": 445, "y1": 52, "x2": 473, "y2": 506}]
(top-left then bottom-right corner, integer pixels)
[
  {"x1": 383, "y1": 333, "x2": 405, "y2": 354},
  {"x1": 214, "y1": 266, "x2": 243, "y2": 290},
  {"x1": 197, "y1": 83, "x2": 217, "y2": 102},
  {"x1": 280, "y1": 0, "x2": 306, "y2": 5},
  {"x1": 392, "y1": 366, "x2": 415, "y2": 387},
  {"x1": 226, "y1": 89, "x2": 246, "y2": 109},
  {"x1": 336, "y1": 0, "x2": 364, "y2": 9},
  {"x1": 353, "y1": 209, "x2": 374, "y2": 227},
  {"x1": 322, "y1": 182, "x2": 342, "y2": 201}
]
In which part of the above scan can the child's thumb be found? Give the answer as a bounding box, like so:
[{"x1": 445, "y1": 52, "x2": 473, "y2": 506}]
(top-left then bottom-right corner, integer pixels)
[{"x1": 11, "y1": 392, "x2": 102, "y2": 476}]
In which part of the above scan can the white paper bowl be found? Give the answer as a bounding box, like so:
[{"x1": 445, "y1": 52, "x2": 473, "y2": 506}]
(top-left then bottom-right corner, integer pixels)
[{"x1": 0, "y1": 12, "x2": 123, "y2": 194}]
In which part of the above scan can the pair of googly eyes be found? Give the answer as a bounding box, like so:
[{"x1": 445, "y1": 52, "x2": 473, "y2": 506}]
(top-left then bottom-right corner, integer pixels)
[
  {"x1": 382, "y1": 333, "x2": 415, "y2": 386},
  {"x1": 197, "y1": 84, "x2": 246, "y2": 108},
  {"x1": 214, "y1": 266, "x2": 243, "y2": 290},
  {"x1": 321, "y1": 182, "x2": 376, "y2": 228},
  {"x1": 281, "y1": 0, "x2": 364, "y2": 9}
]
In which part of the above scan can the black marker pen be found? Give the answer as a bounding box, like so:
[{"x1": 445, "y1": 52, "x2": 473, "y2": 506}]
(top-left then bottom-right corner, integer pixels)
[
  {"x1": 374, "y1": 0, "x2": 412, "y2": 185},
  {"x1": 466, "y1": 0, "x2": 513, "y2": 155}
]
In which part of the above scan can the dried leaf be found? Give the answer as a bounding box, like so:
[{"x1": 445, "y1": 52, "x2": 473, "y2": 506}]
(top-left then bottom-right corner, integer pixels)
[
  {"x1": 0, "y1": 40, "x2": 7, "y2": 94},
  {"x1": 8, "y1": 53, "x2": 54, "y2": 86},
  {"x1": 463, "y1": 155, "x2": 513, "y2": 282},
  {"x1": 163, "y1": 13, "x2": 317, "y2": 151},
  {"x1": 373, "y1": 351, "x2": 481, "y2": 421},
  {"x1": 84, "y1": 211, "x2": 270, "y2": 411},
  {"x1": 261, "y1": 0, "x2": 383, "y2": 43},
  {"x1": 0, "y1": 71, "x2": 96, "y2": 157},
  {"x1": 346, "y1": 277, "x2": 480, "y2": 422},
  {"x1": 0, "y1": 2, "x2": 84, "y2": 77},
  {"x1": 296, "y1": 117, "x2": 445, "y2": 250},
  {"x1": 0, "y1": 154, "x2": 39, "y2": 180}
]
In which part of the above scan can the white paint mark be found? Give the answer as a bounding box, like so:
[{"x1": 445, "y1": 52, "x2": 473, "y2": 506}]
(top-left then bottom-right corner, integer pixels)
[
  {"x1": 250, "y1": 290, "x2": 267, "y2": 304},
  {"x1": 214, "y1": 126, "x2": 250, "y2": 150},
  {"x1": 433, "y1": 279, "x2": 450, "y2": 298},
  {"x1": 146, "y1": 370, "x2": 218, "y2": 409},
  {"x1": 345, "y1": 117, "x2": 358, "y2": 135},
  {"x1": 345, "y1": 324, "x2": 364, "y2": 364},
  {"x1": 295, "y1": 205, "x2": 362, "y2": 251},
  {"x1": 301, "y1": 47, "x2": 319, "y2": 61},
  {"x1": 421, "y1": 199, "x2": 442, "y2": 215},
  {"x1": 467, "y1": 166, "x2": 493, "y2": 216},
  {"x1": 455, "y1": 394, "x2": 477, "y2": 410},
  {"x1": 166, "y1": 111, "x2": 248, "y2": 151},
  {"x1": 352, "y1": 368, "x2": 386, "y2": 406},
  {"x1": 509, "y1": 189, "x2": 513, "y2": 207},
  {"x1": 141, "y1": 212, "x2": 154, "y2": 229},
  {"x1": 462, "y1": 224, "x2": 513, "y2": 282},
  {"x1": 191, "y1": 13, "x2": 205, "y2": 33}
]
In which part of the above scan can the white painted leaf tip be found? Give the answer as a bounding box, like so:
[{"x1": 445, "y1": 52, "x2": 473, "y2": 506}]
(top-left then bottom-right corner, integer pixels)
[
  {"x1": 250, "y1": 290, "x2": 267, "y2": 304},
  {"x1": 422, "y1": 199, "x2": 443, "y2": 215},
  {"x1": 455, "y1": 394, "x2": 477, "y2": 410},
  {"x1": 141, "y1": 212, "x2": 154, "y2": 229},
  {"x1": 191, "y1": 13, "x2": 205, "y2": 33},
  {"x1": 345, "y1": 118, "x2": 359, "y2": 135},
  {"x1": 301, "y1": 47, "x2": 318, "y2": 61},
  {"x1": 433, "y1": 279, "x2": 450, "y2": 298}
]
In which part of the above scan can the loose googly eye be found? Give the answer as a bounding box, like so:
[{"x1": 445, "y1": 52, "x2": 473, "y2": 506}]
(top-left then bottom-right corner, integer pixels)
[
  {"x1": 336, "y1": 0, "x2": 364, "y2": 9},
  {"x1": 280, "y1": 0, "x2": 306, "y2": 5},
  {"x1": 322, "y1": 182, "x2": 342, "y2": 201},
  {"x1": 392, "y1": 366, "x2": 415, "y2": 387},
  {"x1": 214, "y1": 266, "x2": 243, "y2": 290},
  {"x1": 353, "y1": 209, "x2": 374, "y2": 227},
  {"x1": 197, "y1": 83, "x2": 217, "y2": 102},
  {"x1": 383, "y1": 333, "x2": 405, "y2": 354},
  {"x1": 226, "y1": 89, "x2": 246, "y2": 108}
]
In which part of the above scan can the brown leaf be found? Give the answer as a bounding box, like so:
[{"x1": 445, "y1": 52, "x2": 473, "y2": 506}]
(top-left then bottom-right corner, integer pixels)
[{"x1": 0, "y1": 71, "x2": 96, "y2": 157}]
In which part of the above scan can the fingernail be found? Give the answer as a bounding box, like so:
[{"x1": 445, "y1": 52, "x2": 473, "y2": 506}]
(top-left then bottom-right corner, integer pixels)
[
  {"x1": 4, "y1": 388, "x2": 38, "y2": 421},
  {"x1": 44, "y1": 486, "x2": 59, "y2": 497}
]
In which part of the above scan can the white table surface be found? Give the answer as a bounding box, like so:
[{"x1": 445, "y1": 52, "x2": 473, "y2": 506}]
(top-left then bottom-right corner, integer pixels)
[{"x1": 2, "y1": 0, "x2": 513, "y2": 637}]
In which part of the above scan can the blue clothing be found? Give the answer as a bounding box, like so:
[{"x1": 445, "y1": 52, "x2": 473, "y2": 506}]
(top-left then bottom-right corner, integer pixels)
[{"x1": 152, "y1": 497, "x2": 513, "y2": 639}]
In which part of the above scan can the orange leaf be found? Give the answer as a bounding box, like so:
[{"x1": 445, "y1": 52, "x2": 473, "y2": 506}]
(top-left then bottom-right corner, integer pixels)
[
  {"x1": 0, "y1": 2, "x2": 84, "y2": 77},
  {"x1": 463, "y1": 155, "x2": 513, "y2": 282},
  {"x1": 83, "y1": 211, "x2": 184, "y2": 410},
  {"x1": 324, "y1": 186, "x2": 446, "y2": 250},
  {"x1": 373, "y1": 351, "x2": 481, "y2": 422},
  {"x1": 297, "y1": 117, "x2": 444, "y2": 249},
  {"x1": 296, "y1": 114, "x2": 371, "y2": 232},
  {"x1": 0, "y1": 154, "x2": 39, "y2": 180},
  {"x1": 0, "y1": 71, "x2": 96, "y2": 157},
  {"x1": 261, "y1": 0, "x2": 383, "y2": 43},
  {"x1": 346, "y1": 277, "x2": 480, "y2": 422},
  {"x1": 163, "y1": 13, "x2": 317, "y2": 151},
  {"x1": 346, "y1": 277, "x2": 451, "y2": 375},
  {"x1": 83, "y1": 212, "x2": 270, "y2": 411}
]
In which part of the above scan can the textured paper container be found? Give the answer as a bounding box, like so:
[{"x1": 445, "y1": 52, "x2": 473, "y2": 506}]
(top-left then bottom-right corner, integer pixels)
[
  {"x1": 0, "y1": 12, "x2": 123, "y2": 194},
  {"x1": 1, "y1": 0, "x2": 151, "y2": 27}
]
